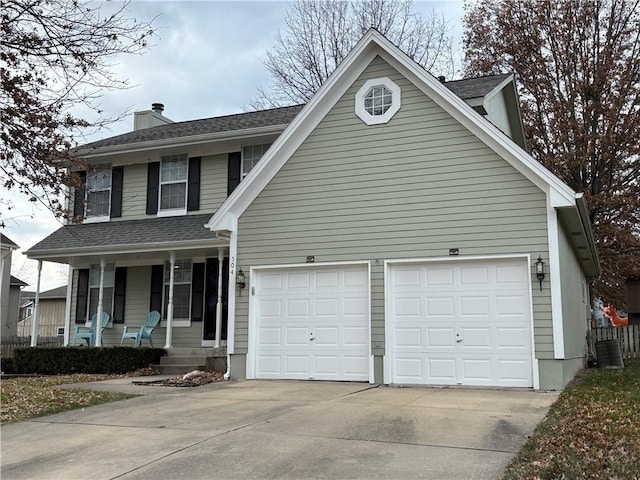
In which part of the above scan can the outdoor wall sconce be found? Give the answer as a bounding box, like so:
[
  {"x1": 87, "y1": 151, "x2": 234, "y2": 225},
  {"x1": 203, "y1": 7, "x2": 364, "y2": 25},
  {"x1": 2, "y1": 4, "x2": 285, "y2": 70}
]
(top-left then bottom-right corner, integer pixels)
[
  {"x1": 535, "y1": 256, "x2": 545, "y2": 291},
  {"x1": 236, "y1": 269, "x2": 246, "y2": 293}
]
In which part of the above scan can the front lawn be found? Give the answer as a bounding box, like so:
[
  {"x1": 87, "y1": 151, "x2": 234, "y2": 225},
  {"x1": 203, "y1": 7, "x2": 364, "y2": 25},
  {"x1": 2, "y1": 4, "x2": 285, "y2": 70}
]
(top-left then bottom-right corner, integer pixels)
[
  {"x1": 502, "y1": 359, "x2": 640, "y2": 479},
  {"x1": 0, "y1": 374, "x2": 136, "y2": 424}
]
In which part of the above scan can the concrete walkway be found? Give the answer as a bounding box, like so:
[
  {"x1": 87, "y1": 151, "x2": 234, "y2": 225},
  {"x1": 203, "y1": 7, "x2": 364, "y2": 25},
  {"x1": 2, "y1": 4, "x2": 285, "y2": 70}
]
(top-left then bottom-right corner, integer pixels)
[{"x1": 1, "y1": 378, "x2": 558, "y2": 479}]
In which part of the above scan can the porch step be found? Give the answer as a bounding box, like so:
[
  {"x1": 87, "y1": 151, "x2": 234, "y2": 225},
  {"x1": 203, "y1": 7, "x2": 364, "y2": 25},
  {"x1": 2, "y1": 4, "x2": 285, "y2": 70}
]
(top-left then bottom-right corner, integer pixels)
[{"x1": 156, "y1": 347, "x2": 227, "y2": 375}]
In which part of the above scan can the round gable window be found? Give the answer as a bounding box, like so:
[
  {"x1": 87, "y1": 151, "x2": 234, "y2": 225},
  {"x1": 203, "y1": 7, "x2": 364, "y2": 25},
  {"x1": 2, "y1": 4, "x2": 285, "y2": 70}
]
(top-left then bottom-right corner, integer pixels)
[{"x1": 356, "y1": 77, "x2": 401, "y2": 125}]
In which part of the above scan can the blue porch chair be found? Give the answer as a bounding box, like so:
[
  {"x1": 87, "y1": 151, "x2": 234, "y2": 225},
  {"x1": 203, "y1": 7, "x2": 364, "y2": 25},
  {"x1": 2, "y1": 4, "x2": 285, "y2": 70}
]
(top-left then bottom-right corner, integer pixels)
[
  {"x1": 72, "y1": 312, "x2": 110, "y2": 346},
  {"x1": 120, "y1": 311, "x2": 161, "y2": 347}
]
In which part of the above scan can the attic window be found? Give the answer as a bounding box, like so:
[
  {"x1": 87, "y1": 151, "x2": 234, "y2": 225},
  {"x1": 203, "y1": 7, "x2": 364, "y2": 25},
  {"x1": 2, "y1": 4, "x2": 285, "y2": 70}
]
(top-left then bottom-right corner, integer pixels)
[{"x1": 355, "y1": 77, "x2": 401, "y2": 125}]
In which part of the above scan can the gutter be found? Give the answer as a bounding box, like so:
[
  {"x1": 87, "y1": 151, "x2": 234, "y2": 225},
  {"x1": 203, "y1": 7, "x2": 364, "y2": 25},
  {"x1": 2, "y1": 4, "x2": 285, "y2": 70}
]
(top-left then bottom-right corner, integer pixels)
[
  {"x1": 26, "y1": 238, "x2": 228, "y2": 260},
  {"x1": 575, "y1": 193, "x2": 601, "y2": 278},
  {"x1": 76, "y1": 124, "x2": 289, "y2": 159}
]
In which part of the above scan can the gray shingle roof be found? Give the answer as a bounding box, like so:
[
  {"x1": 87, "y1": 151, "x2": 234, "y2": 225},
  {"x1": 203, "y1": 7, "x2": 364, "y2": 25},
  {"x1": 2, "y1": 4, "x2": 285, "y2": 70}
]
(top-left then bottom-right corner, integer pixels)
[
  {"x1": 80, "y1": 74, "x2": 509, "y2": 152},
  {"x1": 83, "y1": 105, "x2": 305, "y2": 151},
  {"x1": 10, "y1": 275, "x2": 28, "y2": 286},
  {"x1": 26, "y1": 214, "x2": 216, "y2": 255},
  {"x1": 1, "y1": 233, "x2": 19, "y2": 249},
  {"x1": 444, "y1": 74, "x2": 511, "y2": 99},
  {"x1": 21, "y1": 286, "x2": 68, "y2": 300}
]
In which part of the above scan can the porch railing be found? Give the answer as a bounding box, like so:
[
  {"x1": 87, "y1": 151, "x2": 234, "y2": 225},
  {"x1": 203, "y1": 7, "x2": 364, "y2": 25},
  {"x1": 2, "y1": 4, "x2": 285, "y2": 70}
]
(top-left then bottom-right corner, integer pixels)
[
  {"x1": 0, "y1": 336, "x2": 63, "y2": 359},
  {"x1": 590, "y1": 325, "x2": 640, "y2": 360}
]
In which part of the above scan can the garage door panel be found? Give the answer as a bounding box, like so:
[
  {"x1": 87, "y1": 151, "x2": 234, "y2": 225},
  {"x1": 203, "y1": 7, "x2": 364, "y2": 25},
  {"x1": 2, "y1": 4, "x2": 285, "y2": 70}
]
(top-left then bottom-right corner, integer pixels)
[
  {"x1": 427, "y1": 297, "x2": 454, "y2": 316},
  {"x1": 257, "y1": 356, "x2": 281, "y2": 375},
  {"x1": 255, "y1": 265, "x2": 369, "y2": 382},
  {"x1": 394, "y1": 355, "x2": 424, "y2": 381},
  {"x1": 460, "y1": 296, "x2": 490, "y2": 316},
  {"x1": 344, "y1": 326, "x2": 368, "y2": 346},
  {"x1": 460, "y1": 266, "x2": 489, "y2": 285},
  {"x1": 314, "y1": 327, "x2": 338, "y2": 345},
  {"x1": 285, "y1": 327, "x2": 309, "y2": 345},
  {"x1": 259, "y1": 327, "x2": 281, "y2": 345},
  {"x1": 427, "y1": 328, "x2": 455, "y2": 347},
  {"x1": 498, "y1": 327, "x2": 529, "y2": 348},
  {"x1": 315, "y1": 298, "x2": 338, "y2": 316},
  {"x1": 428, "y1": 357, "x2": 457, "y2": 383},
  {"x1": 390, "y1": 259, "x2": 532, "y2": 388},
  {"x1": 394, "y1": 328, "x2": 422, "y2": 347},
  {"x1": 460, "y1": 328, "x2": 491, "y2": 347},
  {"x1": 461, "y1": 358, "x2": 493, "y2": 382}
]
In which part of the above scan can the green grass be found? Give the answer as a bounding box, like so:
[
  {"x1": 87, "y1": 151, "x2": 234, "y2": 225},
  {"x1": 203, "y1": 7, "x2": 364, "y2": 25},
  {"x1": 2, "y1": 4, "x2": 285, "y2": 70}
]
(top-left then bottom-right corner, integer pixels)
[
  {"x1": 0, "y1": 374, "x2": 137, "y2": 424},
  {"x1": 502, "y1": 359, "x2": 640, "y2": 479}
]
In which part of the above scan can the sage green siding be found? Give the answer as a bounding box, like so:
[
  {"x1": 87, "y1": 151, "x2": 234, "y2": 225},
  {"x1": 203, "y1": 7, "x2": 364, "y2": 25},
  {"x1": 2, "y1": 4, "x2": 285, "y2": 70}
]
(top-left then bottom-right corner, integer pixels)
[
  {"x1": 71, "y1": 153, "x2": 229, "y2": 223},
  {"x1": 235, "y1": 56, "x2": 552, "y2": 360},
  {"x1": 558, "y1": 220, "x2": 590, "y2": 361}
]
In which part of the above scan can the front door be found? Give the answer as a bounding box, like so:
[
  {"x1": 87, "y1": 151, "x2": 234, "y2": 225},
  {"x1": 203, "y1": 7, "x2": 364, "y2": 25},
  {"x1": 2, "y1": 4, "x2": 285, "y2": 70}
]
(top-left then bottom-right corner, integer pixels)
[{"x1": 203, "y1": 257, "x2": 229, "y2": 344}]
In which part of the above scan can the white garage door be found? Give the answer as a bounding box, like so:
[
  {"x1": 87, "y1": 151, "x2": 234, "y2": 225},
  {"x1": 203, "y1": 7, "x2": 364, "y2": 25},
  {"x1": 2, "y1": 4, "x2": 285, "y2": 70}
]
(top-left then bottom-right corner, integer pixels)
[
  {"x1": 253, "y1": 264, "x2": 369, "y2": 381},
  {"x1": 389, "y1": 259, "x2": 533, "y2": 387}
]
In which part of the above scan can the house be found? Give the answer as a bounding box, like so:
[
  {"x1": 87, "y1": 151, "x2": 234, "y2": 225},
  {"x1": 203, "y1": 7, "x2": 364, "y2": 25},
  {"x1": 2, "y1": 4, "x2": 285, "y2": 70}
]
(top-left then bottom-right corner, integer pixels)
[
  {"x1": 1, "y1": 234, "x2": 27, "y2": 338},
  {"x1": 26, "y1": 30, "x2": 600, "y2": 390},
  {"x1": 18, "y1": 286, "x2": 68, "y2": 337}
]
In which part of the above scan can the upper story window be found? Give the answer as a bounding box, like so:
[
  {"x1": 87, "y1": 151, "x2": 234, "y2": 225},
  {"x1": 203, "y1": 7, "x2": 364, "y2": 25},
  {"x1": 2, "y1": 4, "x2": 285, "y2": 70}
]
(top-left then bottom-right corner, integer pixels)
[
  {"x1": 85, "y1": 166, "x2": 111, "y2": 220},
  {"x1": 355, "y1": 77, "x2": 401, "y2": 125},
  {"x1": 160, "y1": 154, "x2": 188, "y2": 213},
  {"x1": 242, "y1": 144, "x2": 271, "y2": 179}
]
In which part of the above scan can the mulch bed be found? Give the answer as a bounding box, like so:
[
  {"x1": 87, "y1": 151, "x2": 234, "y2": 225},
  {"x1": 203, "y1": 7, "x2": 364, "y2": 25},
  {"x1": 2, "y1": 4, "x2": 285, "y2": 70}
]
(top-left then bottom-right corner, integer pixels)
[{"x1": 132, "y1": 370, "x2": 224, "y2": 387}]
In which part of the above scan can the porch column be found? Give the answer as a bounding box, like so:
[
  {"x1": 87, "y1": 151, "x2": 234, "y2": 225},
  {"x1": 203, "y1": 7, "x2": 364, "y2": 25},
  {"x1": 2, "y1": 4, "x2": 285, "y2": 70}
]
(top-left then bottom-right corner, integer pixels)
[
  {"x1": 214, "y1": 248, "x2": 225, "y2": 348},
  {"x1": 165, "y1": 252, "x2": 175, "y2": 348},
  {"x1": 30, "y1": 260, "x2": 42, "y2": 347},
  {"x1": 94, "y1": 258, "x2": 105, "y2": 346},
  {"x1": 63, "y1": 267, "x2": 73, "y2": 346}
]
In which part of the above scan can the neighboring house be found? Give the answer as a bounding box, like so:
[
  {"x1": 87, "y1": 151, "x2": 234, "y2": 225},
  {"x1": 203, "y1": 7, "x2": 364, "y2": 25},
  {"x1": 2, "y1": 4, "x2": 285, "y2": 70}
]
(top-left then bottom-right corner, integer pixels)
[
  {"x1": 18, "y1": 286, "x2": 68, "y2": 337},
  {"x1": 1, "y1": 234, "x2": 26, "y2": 338},
  {"x1": 627, "y1": 278, "x2": 639, "y2": 325},
  {"x1": 26, "y1": 30, "x2": 600, "y2": 390}
]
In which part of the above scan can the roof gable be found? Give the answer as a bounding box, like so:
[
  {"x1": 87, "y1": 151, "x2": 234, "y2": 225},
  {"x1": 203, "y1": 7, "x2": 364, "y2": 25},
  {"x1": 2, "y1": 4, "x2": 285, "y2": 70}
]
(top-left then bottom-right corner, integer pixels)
[{"x1": 206, "y1": 29, "x2": 578, "y2": 233}]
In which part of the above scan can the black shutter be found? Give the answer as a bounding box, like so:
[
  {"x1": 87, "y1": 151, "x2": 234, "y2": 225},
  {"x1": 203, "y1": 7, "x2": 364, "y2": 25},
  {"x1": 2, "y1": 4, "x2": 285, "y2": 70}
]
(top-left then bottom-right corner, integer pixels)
[
  {"x1": 191, "y1": 263, "x2": 205, "y2": 322},
  {"x1": 187, "y1": 157, "x2": 201, "y2": 211},
  {"x1": 110, "y1": 167, "x2": 124, "y2": 218},
  {"x1": 146, "y1": 162, "x2": 160, "y2": 214},
  {"x1": 73, "y1": 171, "x2": 86, "y2": 218},
  {"x1": 227, "y1": 151, "x2": 242, "y2": 196},
  {"x1": 75, "y1": 269, "x2": 89, "y2": 324},
  {"x1": 113, "y1": 267, "x2": 127, "y2": 323},
  {"x1": 150, "y1": 264, "x2": 164, "y2": 314}
]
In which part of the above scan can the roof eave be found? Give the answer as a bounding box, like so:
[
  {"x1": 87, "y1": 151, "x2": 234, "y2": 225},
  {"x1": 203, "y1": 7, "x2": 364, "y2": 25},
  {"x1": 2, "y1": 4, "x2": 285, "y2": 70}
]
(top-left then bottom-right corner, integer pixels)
[
  {"x1": 26, "y1": 238, "x2": 228, "y2": 261},
  {"x1": 76, "y1": 124, "x2": 290, "y2": 159}
]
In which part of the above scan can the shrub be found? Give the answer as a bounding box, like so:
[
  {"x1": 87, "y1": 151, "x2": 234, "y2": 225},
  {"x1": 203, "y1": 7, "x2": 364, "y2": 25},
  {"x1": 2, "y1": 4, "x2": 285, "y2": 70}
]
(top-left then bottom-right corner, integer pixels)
[{"x1": 12, "y1": 347, "x2": 166, "y2": 375}]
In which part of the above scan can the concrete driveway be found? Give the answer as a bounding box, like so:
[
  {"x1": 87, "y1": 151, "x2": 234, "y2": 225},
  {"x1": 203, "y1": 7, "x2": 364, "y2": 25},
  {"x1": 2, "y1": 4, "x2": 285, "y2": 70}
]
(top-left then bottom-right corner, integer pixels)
[{"x1": 1, "y1": 378, "x2": 557, "y2": 480}]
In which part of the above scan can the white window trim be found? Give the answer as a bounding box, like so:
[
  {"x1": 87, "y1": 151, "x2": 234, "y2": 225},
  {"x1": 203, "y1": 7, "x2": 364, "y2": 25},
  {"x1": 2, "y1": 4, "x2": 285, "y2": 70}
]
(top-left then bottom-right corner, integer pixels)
[
  {"x1": 57, "y1": 327, "x2": 65, "y2": 336},
  {"x1": 158, "y1": 154, "x2": 188, "y2": 216},
  {"x1": 355, "y1": 77, "x2": 401, "y2": 125},
  {"x1": 85, "y1": 166, "x2": 112, "y2": 222},
  {"x1": 241, "y1": 144, "x2": 271, "y2": 180},
  {"x1": 160, "y1": 259, "x2": 193, "y2": 328},
  {"x1": 86, "y1": 264, "x2": 115, "y2": 328}
]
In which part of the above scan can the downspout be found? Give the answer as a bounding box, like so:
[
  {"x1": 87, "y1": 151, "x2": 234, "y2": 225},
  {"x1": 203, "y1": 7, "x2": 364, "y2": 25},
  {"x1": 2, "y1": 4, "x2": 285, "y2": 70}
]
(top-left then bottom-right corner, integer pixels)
[{"x1": 215, "y1": 229, "x2": 235, "y2": 380}]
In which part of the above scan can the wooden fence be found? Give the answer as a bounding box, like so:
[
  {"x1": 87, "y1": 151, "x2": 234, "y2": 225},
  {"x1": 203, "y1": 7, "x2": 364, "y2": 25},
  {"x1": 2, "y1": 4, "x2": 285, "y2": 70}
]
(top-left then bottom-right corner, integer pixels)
[
  {"x1": 0, "y1": 336, "x2": 63, "y2": 358},
  {"x1": 590, "y1": 325, "x2": 640, "y2": 360}
]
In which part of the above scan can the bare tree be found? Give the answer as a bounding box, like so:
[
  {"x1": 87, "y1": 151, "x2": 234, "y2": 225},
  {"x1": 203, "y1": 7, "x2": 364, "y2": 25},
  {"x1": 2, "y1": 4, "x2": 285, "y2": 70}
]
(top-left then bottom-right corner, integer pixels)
[
  {"x1": 0, "y1": 0, "x2": 156, "y2": 224},
  {"x1": 251, "y1": 0, "x2": 456, "y2": 108},
  {"x1": 464, "y1": 0, "x2": 640, "y2": 307}
]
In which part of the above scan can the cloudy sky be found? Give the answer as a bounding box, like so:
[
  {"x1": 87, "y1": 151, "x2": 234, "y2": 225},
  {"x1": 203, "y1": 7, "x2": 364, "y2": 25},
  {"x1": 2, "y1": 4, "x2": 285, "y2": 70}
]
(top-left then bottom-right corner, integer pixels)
[{"x1": 4, "y1": 0, "x2": 464, "y2": 292}]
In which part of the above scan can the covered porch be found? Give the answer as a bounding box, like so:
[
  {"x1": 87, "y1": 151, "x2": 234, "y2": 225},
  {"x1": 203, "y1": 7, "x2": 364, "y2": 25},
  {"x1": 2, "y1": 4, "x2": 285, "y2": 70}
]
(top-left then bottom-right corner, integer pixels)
[{"x1": 25, "y1": 214, "x2": 231, "y2": 350}]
